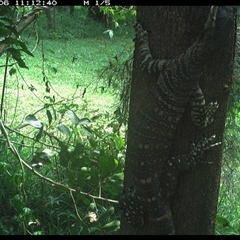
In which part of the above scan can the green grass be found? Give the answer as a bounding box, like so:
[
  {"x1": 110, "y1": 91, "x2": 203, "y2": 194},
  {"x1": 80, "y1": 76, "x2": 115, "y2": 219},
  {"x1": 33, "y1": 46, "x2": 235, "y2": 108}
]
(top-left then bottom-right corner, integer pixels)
[
  {"x1": 0, "y1": 7, "x2": 134, "y2": 126},
  {"x1": 20, "y1": 36, "x2": 133, "y2": 87},
  {"x1": 0, "y1": 34, "x2": 133, "y2": 130}
]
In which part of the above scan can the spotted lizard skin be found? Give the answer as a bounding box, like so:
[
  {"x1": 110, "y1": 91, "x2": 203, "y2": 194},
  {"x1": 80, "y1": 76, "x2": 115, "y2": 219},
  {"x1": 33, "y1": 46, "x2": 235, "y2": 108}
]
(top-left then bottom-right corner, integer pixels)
[{"x1": 119, "y1": 6, "x2": 237, "y2": 235}]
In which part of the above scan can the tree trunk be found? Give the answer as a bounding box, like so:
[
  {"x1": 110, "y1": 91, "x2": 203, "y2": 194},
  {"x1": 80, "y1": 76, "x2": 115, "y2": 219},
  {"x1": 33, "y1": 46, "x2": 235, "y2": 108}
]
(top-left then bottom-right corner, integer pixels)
[
  {"x1": 119, "y1": 6, "x2": 236, "y2": 235},
  {"x1": 69, "y1": 6, "x2": 74, "y2": 15},
  {"x1": 45, "y1": 8, "x2": 53, "y2": 30},
  {"x1": 45, "y1": 7, "x2": 57, "y2": 31},
  {"x1": 52, "y1": 7, "x2": 56, "y2": 31}
]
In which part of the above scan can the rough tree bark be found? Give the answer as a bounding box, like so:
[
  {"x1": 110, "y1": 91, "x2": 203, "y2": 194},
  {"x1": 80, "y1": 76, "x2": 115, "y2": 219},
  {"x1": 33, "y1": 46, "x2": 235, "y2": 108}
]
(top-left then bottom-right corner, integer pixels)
[{"x1": 119, "y1": 6, "x2": 236, "y2": 235}]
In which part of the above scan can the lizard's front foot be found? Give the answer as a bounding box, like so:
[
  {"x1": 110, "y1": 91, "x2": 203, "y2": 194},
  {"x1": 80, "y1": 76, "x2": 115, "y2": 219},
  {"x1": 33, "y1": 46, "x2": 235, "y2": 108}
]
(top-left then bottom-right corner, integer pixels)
[
  {"x1": 190, "y1": 135, "x2": 221, "y2": 159},
  {"x1": 133, "y1": 22, "x2": 148, "y2": 42}
]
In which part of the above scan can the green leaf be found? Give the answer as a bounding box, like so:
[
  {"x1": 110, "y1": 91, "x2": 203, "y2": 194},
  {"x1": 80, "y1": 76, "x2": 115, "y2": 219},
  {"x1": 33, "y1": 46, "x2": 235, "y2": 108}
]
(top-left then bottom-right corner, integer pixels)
[
  {"x1": 51, "y1": 67, "x2": 57, "y2": 73},
  {"x1": 88, "y1": 202, "x2": 96, "y2": 211},
  {"x1": 110, "y1": 134, "x2": 125, "y2": 149},
  {"x1": 216, "y1": 216, "x2": 230, "y2": 227},
  {"x1": 112, "y1": 172, "x2": 124, "y2": 180},
  {"x1": 91, "y1": 113, "x2": 103, "y2": 121},
  {"x1": 70, "y1": 142, "x2": 84, "y2": 158},
  {"x1": 103, "y1": 30, "x2": 109, "y2": 34},
  {"x1": 0, "y1": 7, "x2": 13, "y2": 17},
  {"x1": 46, "y1": 109, "x2": 52, "y2": 126},
  {"x1": 57, "y1": 123, "x2": 71, "y2": 135},
  {"x1": 80, "y1": 224, "x2": 90, "y2": 235},
  {"x1": 4, "y1": 25, "x2": 19, "y2": 37},
  {"x1": 102, "y1": 178, "x2": 122, "y2": 195},
  {"x1": 78, "y1": 118, "x2": 91, "y2": 125},
  {"x1": 70, "y1": 218, "x2": 84, "y2": 235},
  {"x1": 2, "y1": 37, "x2": 33, "y2": 56},
  {"x1": 7, "y1": 47, "x2": 21, "y2": 56},
  {"x1": 89, "y1": 167, "x2": 99, "y2": 185},
  {"x1": 82, "y1": 125, "x2": 93, "y2": 137},
  {"x1": 65, "y1": 110, "x2": 80, "y2": 124},
  {"x1": 98, "y1": 206, "x2": 114, "y2": 222},
  {"x1": 76, "y1": 192, "x2": 90, "y2": 205},
  {"x1": 46, "y1": 48, "x2": 55, "y2": 54},
  {"x1": 0, "y1": 17, "x2": 13, "y2": 25},
  {"x1": 24, "y1": 114, "x2": 43, "y2": 129},
  {"x1": 102, "y1": 220, "x2": 120, "y2": 232},
  {"x1": 51, "y1": 106, "x2": 57, "y2": 120},
  {"x1": 22, "y1": 207, "x2": 32, "y2": 223},
  {"x1": 59, "y1": 142, "x2": 70, "y2": 167},
  {"x1": 88, "y1": 137, "x2": 98, "y2": 148},
  {"x1": 0, "y1": 28, "x2": 10, "y2": 38},
  {"x1": 103, "y1": 29, "x2": 113, "y2": 39},
  {"x1": 35, "y1": 126, "x2": 43, "y2": 142},
  {"x1": 88, "y1": 226, "x2": 101, "y2": 234},
  {"x1": 45, "y1": 81, "x2": 50, "y2": 93},
  {"x1": 34, "y1": 148, "x2": 56, "y2": 160},
  {"x1": 9, "y1": 67, "x2": 16, "y2": 76},
  {"x1": 71, "y1": 156, "x2": 89, "y2": 170},
  {"x1": 73, "y1": 171, "x2": 86, "y2": 188},
  {"x1": 16, "y1": 57, "x2": 28, "y2": 68},
  {"x1": 97, "y1": 155, "x2": 116, "y2": 177},
  {"x1": 114, "y1": 21, "x2": 119, "y2": 28},
  {"x1": 7, "y1": 48, "x2": 28, "y2": 69}
]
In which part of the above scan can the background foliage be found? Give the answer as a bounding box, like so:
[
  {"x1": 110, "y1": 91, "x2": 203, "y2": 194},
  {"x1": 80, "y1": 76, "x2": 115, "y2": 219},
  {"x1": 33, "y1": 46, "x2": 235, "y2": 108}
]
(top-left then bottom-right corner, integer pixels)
[
  {"x1": 0, "y1": 6, "x2": 239, "y2": 235},
  {"x1": 214, "y1": 7, "x2": 240, "y2": 235},
  {"x1": 0, "y1": 6, "x2": 134, "y2": 235}
]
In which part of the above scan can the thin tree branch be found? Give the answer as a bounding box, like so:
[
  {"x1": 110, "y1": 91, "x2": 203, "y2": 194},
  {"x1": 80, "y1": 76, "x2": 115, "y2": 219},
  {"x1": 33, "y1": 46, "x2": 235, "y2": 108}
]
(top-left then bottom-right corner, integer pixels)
[
  {"x1": 4, "y1": 125, "x2": 61, "y2": 150},
  {"x1": 0, "y1": 7, "x2": 48, "y2": 57},
  {"x1": 0, "y1": 118, "x2": 75, "y2": 192}
]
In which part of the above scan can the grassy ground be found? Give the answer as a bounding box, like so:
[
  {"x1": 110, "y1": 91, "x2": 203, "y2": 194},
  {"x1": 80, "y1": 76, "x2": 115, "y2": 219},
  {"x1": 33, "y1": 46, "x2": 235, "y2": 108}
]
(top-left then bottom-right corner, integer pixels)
[
  {"x1": 0, "y1": 8, "x2": 134, "y2": 127},
  {"x1": 20, "y1": 36, "x2": 133, "y2": 87}
]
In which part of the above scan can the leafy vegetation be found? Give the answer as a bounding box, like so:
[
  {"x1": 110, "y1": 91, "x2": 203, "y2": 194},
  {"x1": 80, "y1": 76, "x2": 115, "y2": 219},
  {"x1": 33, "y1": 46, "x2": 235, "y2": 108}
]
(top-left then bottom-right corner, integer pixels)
[
  {"x1": 0, "y1": 6, "x2": 134, "y2": 235},
  {"x1": 0, "y1": 5, "x2": 239, "y2": 235},
  {"x1": 215, "y1": 32, "x2": 240, "y2": 236}
]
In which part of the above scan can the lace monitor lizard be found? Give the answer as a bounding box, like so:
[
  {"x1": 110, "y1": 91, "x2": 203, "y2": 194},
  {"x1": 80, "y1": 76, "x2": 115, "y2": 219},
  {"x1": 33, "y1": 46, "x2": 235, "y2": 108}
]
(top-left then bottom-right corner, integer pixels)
[{"x1": 119, "y1": 6, "x2": 237, "y2": 234}]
